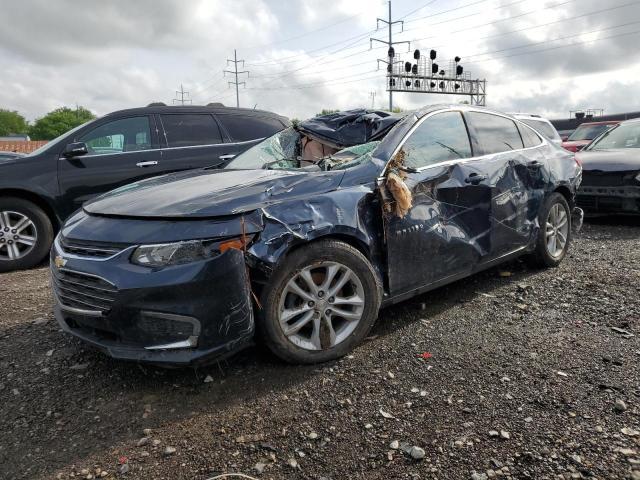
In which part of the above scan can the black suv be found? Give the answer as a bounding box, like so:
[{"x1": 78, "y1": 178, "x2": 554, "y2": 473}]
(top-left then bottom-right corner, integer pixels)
[{"x1": 0, "y1": 104, "x2": 289, "y2": 272}]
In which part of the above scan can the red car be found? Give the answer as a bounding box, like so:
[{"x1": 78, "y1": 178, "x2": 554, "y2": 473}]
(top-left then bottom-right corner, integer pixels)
[{"x1": 562, "y1": 121, "x2": 619, "y2": 152}]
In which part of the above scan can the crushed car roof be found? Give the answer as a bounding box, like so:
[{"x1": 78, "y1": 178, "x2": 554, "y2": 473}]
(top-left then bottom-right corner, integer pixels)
[{"x1": 297, "y1": 109, "x2": 406, "y2": 149}]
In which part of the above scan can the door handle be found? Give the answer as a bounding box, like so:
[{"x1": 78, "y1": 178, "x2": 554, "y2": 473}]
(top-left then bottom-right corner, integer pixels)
[
  {"x1": 136, "y1": 161, "x2": 158, "y2": 168},
  {"x1": 219, "y1": 154, "x2": 236, "y2": 160},
  {"x1": 464, "y1": 173, "x2": 487, "y2": 185},
  {"x1": 527, "y1": 160, "x2": 542, "y2": 169}
]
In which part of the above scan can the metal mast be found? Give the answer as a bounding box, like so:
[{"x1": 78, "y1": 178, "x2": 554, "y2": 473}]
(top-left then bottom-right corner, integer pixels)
[
  {"x1": 371, "y1": 1, "x2": 409, "y2": 111},
  {"x1": 172, "y1": 84, "x2": 192, "y2": 105},
  {"x1": 224, "y1": 49, "x2": 249, "y2": 108}
]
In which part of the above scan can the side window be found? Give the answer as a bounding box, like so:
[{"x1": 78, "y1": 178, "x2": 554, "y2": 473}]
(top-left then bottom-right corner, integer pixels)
[
  {"x1": 517, "y1": 122, "x2": 542, "y2": 148},
  {"x1": 79, "y1": 117, "x2": 152, "y2": 155},
  {"x1": 467, "y1": 112, "x2": 524, "y2": 154},
  {"x1": 401, "y1": 111, "x2": 472, "y2": 169},
  {"x1": 160, "y1": 114, "x2": 222, "y2": 147},
  {"x1": 217, "y1": 115, "x2": 285, "y2": 142}
]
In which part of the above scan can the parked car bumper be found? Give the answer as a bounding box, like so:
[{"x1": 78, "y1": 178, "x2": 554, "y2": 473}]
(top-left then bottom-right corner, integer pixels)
[
  {"x1": 577, "y1": 186, "x2": 640, "y2": 215},
  {"x1": 50, "y1": 238, "x2": 255, "y2": 366}
]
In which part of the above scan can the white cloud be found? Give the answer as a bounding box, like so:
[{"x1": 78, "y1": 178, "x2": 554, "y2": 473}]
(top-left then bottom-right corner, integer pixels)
[{"x1": 1, "y1": 0, "x2": 639, "y2": 122}]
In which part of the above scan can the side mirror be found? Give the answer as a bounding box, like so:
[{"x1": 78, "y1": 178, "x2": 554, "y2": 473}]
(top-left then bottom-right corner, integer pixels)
[{"x1": 63, "y1": 142, "x2": 88, "y2": 158}]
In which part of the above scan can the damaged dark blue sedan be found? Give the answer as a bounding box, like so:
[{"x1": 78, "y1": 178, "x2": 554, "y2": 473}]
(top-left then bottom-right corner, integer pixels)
[{"x1": 51, "y1": 105, "x2": 583, "y2": 366}]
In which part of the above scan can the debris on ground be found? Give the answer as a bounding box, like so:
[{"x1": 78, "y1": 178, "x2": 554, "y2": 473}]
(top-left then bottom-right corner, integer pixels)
[{"x1": 1, "y1": 220, "x2": 639, "y2": 479}]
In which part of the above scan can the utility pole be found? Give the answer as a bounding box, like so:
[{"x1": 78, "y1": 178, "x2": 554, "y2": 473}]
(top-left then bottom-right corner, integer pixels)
[
  {"x1": 173, "y1": 84, "x2": 192, "y2": 105},
  {"x1": 371, "y1": 1, "x2": 409, "y2": 111},
  {"x1": 369, "y1": 91, "x2": 376, "y2": 109},
  {"x1": 224, "y1": 49, "x2": 249, "y2": 108}
]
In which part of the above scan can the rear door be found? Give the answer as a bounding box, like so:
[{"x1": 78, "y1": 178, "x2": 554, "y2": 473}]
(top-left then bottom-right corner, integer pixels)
[
  {"x1": 156, "y1": 113, "x2": 235, "y2": 170},
  {"x1": 57, "y1": 115, "x2": 161, "y2": 217},
  {"x1": 464, "y1": 111, "x2": 541, "y2": 260},
  {"x1": 215, "y1": 113, "x2": 288, "y2": 165},
  {"x1": 383, "y1": 110, "x2": 493, "y2": 294}
]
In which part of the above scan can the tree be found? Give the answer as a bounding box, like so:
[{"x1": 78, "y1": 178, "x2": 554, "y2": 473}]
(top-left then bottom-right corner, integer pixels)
[
  {"x1": 0, "y1": 109, "x2": 29, "y2": 136},
  {"x1": 316, "y1": 109, "x2": 339, "y2": 117},
  {"x1": 29, "y1": 106, "x2": 95, "y2": 140}
]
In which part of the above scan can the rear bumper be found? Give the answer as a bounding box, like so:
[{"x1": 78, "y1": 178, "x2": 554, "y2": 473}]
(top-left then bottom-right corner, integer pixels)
[
  {"x1": 577, "y1": 186, "x2": 640, "y2": 214},
  {"x1": 51, "y1": 239, "x2": 255, "y2": 367}
]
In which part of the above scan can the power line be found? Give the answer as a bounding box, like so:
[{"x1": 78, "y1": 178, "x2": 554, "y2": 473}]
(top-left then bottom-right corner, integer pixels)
[
  {"x1": 253, "y1": 20, "x2": 640, "y2": 94},
  {"x1": 256, "y1": 0, "x2": 638, "y2": 83},
  {"x1": 424, "y1": 1, "x2": 640, "y2": 52},
  {"x1": 172, "y1": 84, "x2": 192, "y2": 105},
  {"x1": 404, "y1": 0, "x2": 491, "y2": 24},
  {"x1": 224, "y1": 49, "x2": 249, "y2": 108},
  {"x1": 190, "y1": 71, "x2": 225, "y2": 97},
  {"x1": 247, "y1": 69, "x2": 380, "y2": 91},
  {"x1": 245, "y1": 29, "x2": 377, "y2": 66},
  {"x1": 397, "y1": 0, "x2": 440, "y2": 20},
  {"x1": 463, "y1": 22, "x2": 640, "y2": 64},
  {"x1": 403, "y1": 0, "x2": 580, "y2": 41},
  {"x1": 243, "y1": 7, "x2": 374, "y2": 50}
]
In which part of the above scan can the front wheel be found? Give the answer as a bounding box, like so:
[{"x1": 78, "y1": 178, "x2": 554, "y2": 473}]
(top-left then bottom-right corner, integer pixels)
[
  {"x1": 0, "y1": 197, "x2": 54, "y2": 273},
  {"x1": 259, "y1": 239, "x2": 382, "y2": 364},
  {"x1": 529, "y1": 192, "x2": 571, "y2": 268}
]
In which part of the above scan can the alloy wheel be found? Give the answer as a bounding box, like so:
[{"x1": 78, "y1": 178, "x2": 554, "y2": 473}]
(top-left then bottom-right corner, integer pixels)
[
  {"x1": 545, "y1": 202, "x2": 569, "y2": 258},
  {"x1": 278, "y1": 261, "x2": 365, "y2": 351},
  {"x1": 0, "y1": 211, "x2": 38, "y2": 261}
]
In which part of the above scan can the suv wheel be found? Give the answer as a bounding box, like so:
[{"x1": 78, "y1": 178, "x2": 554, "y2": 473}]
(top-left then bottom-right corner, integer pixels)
[
  {"x1": 0, "y1": 197, "x2": 54, "y2": 273},
  {"x1": 260, "y1": 239, "x2": 381, "y2": 364}
]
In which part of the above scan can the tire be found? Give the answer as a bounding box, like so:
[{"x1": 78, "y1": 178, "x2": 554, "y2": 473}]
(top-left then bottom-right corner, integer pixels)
[
  {"x1": 528, "y1": 192, "x2": 571, "y2": 268},
  {"x1": 259, "y1": 239, "x2": 382, "y2": 364},
  {"x1": 0, "y1": 197, "x2": 54, "y2": 273}
]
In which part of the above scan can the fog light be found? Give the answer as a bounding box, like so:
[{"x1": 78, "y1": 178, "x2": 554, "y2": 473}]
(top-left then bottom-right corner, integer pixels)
[{"x1": 139, "y1": 312, "x2": 200, "y2": 350}]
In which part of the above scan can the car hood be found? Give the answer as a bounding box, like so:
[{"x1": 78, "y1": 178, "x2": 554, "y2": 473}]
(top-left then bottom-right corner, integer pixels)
[
  {"x1": 83, "y1": 168, "x2": 345, "y2": 219},
  {"x1": 576, "y1": 149, "x2": 640, "y2": 172},
  {"x1": 0, "y1": 155, "x2": 26, "y2": 165}
]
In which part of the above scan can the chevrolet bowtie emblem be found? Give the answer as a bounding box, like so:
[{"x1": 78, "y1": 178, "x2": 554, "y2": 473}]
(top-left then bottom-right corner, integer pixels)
[{"x1": 54, "y1": 255, "x2": 67, "y2": 269}]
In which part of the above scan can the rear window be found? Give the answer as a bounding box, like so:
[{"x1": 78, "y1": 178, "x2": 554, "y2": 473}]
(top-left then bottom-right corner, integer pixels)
[
  {"x1": 467, "y1": 112, "x2": 524, "y2": 154},
  {"x1": 521, "y1": 119, "x2": 557, "y2": 140},
  {"x1": 160, "y1": 114, "x2": 223, "y2": 147},
  {"x1": 517, "y1": 123, "x2": 542, "y2": 148},
  {"x1": 217, "y1": 115, "x2": 286, "y2": 142}
]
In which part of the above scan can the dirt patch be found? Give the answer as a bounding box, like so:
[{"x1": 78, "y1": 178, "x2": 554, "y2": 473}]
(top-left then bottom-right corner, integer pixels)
[{"x1": 1, "y1": 218, "x2": 639, "y2": 480}]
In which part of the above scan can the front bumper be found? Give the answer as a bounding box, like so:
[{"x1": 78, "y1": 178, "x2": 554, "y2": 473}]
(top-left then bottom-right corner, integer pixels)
[
  {"x1": 50, "y1": 238, "x2": 255, "y2": 366},
  {"x1": 577, "y1": 186, "x2": 640, "y2": 215}
]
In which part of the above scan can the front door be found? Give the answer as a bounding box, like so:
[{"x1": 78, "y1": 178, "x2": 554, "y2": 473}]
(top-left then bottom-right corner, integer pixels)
[
  {"x1": 383, "y1": 110, "x2": 493, "y2": 295},
  {"x1": 57, "y1": 115, "x2": 161, "y2": 218}
]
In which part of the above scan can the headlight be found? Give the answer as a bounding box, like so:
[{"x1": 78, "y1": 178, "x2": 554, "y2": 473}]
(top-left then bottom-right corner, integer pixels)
[
  {"x1": 131, "y1": 236, "x2": 252, "y2": 267},
  {"x1": 635, "y1": 172, "x2": 640, "y2": 183}
]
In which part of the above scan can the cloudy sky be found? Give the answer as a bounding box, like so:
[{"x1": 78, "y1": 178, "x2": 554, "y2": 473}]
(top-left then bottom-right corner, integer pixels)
[{"x1": 2, "y1": 0, "x2": 640, "y2": 122}]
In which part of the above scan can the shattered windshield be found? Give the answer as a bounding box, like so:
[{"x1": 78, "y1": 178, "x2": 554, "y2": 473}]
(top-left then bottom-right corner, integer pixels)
[
  {"x1": 226, "y1": 127, "x2": 300, "y2": 170},
  {"x1": 226, "y1": 127, "x2": 379, "y2": 171}
]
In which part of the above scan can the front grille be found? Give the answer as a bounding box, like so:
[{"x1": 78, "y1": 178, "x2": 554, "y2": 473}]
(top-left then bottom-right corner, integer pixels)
[
  {"x1": 51, "y1": 267, "x2": 118, "y2": 313},
  {"x1": 59, "y1": 235, "x2": 127, "y2": 258},
  {"x1": 581, "y1": 171, "x2": 635, "y2": 188}
]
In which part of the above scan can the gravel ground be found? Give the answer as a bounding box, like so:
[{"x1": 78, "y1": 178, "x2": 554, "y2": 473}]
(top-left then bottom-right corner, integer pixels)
[{"x1": 1, "y1": 218, "x2": 639, "y2": 480}]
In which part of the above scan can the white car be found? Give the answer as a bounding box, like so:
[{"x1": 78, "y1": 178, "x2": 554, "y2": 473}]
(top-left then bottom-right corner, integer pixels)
[{"x1": 511, "y1": 113, "x2": 563, "y2": 147}]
